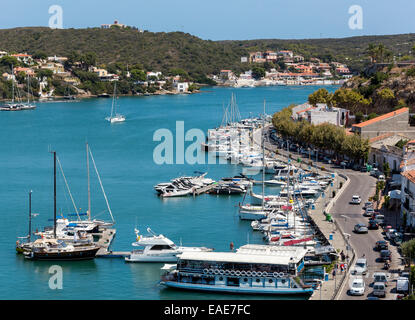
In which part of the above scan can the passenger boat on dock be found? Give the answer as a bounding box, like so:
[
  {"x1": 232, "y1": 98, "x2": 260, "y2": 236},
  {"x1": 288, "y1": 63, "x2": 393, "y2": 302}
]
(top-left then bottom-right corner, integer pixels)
[{"x1": 160, "y1": 245, "x2": 313, "y2": 295}]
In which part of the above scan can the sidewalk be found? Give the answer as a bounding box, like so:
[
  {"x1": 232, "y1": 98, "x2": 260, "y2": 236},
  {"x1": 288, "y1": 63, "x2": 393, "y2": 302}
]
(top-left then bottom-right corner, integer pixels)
[{"x1": 258, "y1": 127, "x2": 354, "y2": 300}]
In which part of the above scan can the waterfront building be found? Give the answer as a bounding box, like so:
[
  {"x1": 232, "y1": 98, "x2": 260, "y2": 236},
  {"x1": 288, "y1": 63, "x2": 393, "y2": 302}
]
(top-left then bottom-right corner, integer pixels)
[
  {"x1": 13, "y1": 67, "x2": 35, "y2": 76},
  {"x1": 352, "y1": 108, "x2": 415, "y2": 140},
  {"x1": 0, "y1": 50, "x2": 8, "y2": 58},
  {"x1": 368, "y1": 133, "x2": 407, "y2": 171}
]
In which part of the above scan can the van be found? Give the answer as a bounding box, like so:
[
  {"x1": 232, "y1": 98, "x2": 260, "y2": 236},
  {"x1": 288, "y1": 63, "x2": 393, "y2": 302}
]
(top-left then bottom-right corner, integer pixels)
[
  {"x1": 396, "y1": 277, "x2": 409, "y2": 294},
  {"x1": 373, "y1": 282, "x2": 386, "y2": 297}
]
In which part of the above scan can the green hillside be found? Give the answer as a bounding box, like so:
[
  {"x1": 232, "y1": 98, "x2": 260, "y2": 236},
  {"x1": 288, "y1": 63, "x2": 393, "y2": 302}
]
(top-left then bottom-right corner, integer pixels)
[{"x1": 0, "y1": 27, "x2": 415, "y2": 79}]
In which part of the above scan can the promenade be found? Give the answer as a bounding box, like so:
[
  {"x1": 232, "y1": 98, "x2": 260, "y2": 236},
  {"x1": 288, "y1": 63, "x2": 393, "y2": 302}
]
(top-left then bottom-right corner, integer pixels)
[{"x1": 254, "y1": 125, "x2": 355, "y2": 300}]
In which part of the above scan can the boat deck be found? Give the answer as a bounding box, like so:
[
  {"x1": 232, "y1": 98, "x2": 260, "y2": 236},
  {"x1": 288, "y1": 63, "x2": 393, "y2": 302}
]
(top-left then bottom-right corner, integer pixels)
[{"x1": 193, "y1": 183, "x2": 217, "y2": 196}]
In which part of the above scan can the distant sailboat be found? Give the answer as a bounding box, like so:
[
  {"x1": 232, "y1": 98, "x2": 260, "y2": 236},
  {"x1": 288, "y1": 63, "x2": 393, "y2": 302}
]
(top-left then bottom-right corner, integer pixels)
[
  {"x1": 20, "y1": 74, "x2": 36, "y2": 110},
  {"x1": 0, "y1": 64, "x2": 24, "y2": 111},
  {"x1": 105, "y1": 81, "x2": 125, "y2": 123}
]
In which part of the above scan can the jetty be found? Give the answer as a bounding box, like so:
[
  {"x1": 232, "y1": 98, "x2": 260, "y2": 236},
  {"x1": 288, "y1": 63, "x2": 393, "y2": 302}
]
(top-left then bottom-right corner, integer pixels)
[
  {"x1": 94, "y1": 228, "x2": 127, "y2": 258},
  {"x1": 192, "y1": 182, "x2": 217, "y2": 196}
]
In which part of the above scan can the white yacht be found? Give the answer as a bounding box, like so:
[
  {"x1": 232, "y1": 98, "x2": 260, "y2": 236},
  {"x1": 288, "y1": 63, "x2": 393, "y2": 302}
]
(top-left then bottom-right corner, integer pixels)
[{"x1": 125, "y1": 228, "x2": 213, "y2": 262}]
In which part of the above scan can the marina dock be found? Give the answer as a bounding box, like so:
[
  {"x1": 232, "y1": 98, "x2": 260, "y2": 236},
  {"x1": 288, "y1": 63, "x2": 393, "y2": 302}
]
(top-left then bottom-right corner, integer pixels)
[
  {"x1": 95, "y1": 228, "x2": 123, "y2": 258},
  {"x1": 193, "y1": 182, "x2": 217, "y2": 196}
]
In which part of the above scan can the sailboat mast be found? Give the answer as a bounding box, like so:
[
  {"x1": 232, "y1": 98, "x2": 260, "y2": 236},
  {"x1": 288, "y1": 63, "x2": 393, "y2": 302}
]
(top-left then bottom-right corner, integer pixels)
[
  {"x1": 11, "y1": 64, "x2": 14, "y2": 103},
  {"x1": 87, "y1": 142, "x2": 91, "y2": 221},
  {"x1": 28, "y1": 190, "x2": 32, "y2": 242},
  {"x1": 53, "y1": 151, "x2": 57, "y2": 239},
  {"x1": 261, "y1": 99, "x2": 266, "y2": 210}
]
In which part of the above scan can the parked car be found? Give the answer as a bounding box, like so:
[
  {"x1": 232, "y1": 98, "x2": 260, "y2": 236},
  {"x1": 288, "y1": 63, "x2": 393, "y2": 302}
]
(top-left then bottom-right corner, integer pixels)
[
  {"x1": 374, "y1": 215, "x2": 385, "y2": 226},
  {"x1": 352, "y1": 258, "x2": 368, "y2": 275},
  {"x1": 351, "y1": 195, "x2": 361, "y2": 205},
  {"x1": 364, "y1": 208, "x2": 375, "y2": 217},
  {"x1": 373, "y1": 272, "x2": 388, "y2": 286},
  {"x1": 372, "y1": 282, "x2": 386, "y2": 297},
  {"x1": 354, "y1": 223, "x2": 369, "y2": 234},
  {"x1": 370, "y1": 169, "x2": 379, "y2": 177},
  {"x1": 386, "y1": 229, "x2": 397, "y2": 240},
  {"x1": 380, "y1": 249, "x2": 391, "y2": 262},
  {"x1": 368, "y1": 220, "x2": 379, "y2": 230},
  {"x1": 349, "y1": 278, "x2": 365, "y2": 296},
  {"x1": 375, "y1": 240, "x2": 388, "y2": 251},
  {"x1": 363, "y1": 201, "x2": 373, "y2": 209},
  {"x1": 393, "y1": 233, "x2": 403, "y2": 245}
]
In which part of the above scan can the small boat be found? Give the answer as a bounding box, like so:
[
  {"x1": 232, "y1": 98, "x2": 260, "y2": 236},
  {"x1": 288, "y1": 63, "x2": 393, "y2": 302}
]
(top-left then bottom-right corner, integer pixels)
[
  {"x1": 125, "y1": 228, "x2": 213, "y2": 262},
  {"x1": 105, "y1": 82, "x2": 125, "y2": 123}
]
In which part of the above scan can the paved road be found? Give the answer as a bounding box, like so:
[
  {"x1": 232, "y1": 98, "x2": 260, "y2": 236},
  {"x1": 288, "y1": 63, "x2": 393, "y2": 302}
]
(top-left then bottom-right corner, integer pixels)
[
  {"x1": 263, "y1": 129, "x2": 404, "y2": 300},
  {"x1": 331, "y1": 172, "x2": 403, "y2": 300}
]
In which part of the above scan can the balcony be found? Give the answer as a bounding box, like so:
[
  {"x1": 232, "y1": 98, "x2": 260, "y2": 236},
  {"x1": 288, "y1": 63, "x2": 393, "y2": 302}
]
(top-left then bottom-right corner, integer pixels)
[{"x1": 404, "y1": 187, "x2": 413, "y2": 198}]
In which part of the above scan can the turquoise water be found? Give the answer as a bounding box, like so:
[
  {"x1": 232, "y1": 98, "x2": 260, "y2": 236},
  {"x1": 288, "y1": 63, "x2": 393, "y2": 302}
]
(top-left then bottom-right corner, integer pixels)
[{"x1": 0, "y1": 85, "x2": 337, "y2": 300}]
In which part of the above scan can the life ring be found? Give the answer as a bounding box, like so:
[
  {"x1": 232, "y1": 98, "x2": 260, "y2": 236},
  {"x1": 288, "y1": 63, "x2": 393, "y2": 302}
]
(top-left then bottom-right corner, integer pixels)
[
  {"x1": 240, "y1": 271, "x2": 247, "y2": 276},
  {"x1": 246, "y1": 271, "x2": 252, "y2": 277},
  {"x1": 251, "y1": 271, "x2": 258, "y2": 277},
  {"x1": 203, "y1": 269, "x2": 209, "y2": 274},
  {"x1": 214, "y1": 269, "x2": 220, "y2": 275},
  {"x1": 208, "y1": 269, "x2": 214, "y2": 274},
  {"x1": 262, "y1": 271, "x2": 268, "y2": 277},
  {"x1": 273, "y1": 272, "x2": 279, "y2": 278},
  {"x1": 225, "y1": 270, "x2": 231, "y2": 276},
  {"x1": 235, "y1": 270, "x2": 241, "y2": 276},
  {"x1": 230, "y1": 270, "x2": 236, "y2": 276},
  {"x1": 219, "y1": 270, "x2": 225, "y2": 275},
  {"x1": 278, "y1": 272, "x2": 285, "y2": 278}
]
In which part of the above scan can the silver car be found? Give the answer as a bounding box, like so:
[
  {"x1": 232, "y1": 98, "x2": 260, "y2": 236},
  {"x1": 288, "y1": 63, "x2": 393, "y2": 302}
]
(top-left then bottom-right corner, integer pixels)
[{"x1": 354, "y1": 223, "x2": 368, "y2": 233}]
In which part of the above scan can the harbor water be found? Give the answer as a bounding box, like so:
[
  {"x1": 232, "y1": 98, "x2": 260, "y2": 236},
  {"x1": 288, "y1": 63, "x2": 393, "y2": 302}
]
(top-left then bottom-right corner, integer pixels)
[{"x1": 0, "y1": 85, "x2": 338, "y2": 300}]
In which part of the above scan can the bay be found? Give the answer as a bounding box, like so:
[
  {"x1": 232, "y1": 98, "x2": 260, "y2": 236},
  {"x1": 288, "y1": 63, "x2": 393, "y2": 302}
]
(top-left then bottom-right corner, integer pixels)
[{"x1": 0, "y1": 85, "x2": 338, "y2": 300}]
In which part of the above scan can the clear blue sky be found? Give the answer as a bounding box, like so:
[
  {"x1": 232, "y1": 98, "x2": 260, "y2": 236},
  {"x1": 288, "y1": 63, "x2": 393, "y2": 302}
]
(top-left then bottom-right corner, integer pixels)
[{"x1": 0, "y1": 0, "x2": 414, "y2": 40}]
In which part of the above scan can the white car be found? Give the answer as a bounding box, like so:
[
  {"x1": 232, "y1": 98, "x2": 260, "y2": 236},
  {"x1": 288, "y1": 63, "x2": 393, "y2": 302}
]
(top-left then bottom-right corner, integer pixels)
[
  {"x1": 349, "y1": 278, "x2": 365, "y2": 296},
  {"x1": 351, "y1": 195, "x2": 361, "y2": 205},
  {"x1": 352, "y1": 258, "x2": 368, "y2": 275}
]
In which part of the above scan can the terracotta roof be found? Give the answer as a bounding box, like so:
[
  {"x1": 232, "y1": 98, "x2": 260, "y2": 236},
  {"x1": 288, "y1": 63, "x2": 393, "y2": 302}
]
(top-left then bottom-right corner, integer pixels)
[
  {"x1": 296, "y1": 106, "x2": 315, "y2": 114},
  {"x1": 353, "y1": 108, "x2": 409, "y2": 128},
  {"x1": 402, "y1": 169, "x2": 415, "y2": 183},
  {"x1": 369, "y1": 132, "x2": 394, "y2": 143},
  {"x1": 407, "y1": 140, "x2": 415, "y2": 144}
]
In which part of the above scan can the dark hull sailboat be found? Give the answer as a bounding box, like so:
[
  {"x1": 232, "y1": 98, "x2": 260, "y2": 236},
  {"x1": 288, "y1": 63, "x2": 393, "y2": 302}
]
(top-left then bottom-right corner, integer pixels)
[{"x1": 24, "y1": 246, "x2": 99, "y2": 261}]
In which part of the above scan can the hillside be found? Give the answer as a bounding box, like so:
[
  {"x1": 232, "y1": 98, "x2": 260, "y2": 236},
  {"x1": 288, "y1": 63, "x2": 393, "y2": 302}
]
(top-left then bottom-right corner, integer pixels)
[
  {"x1": 1, "y1": 27, "x2": 415, "y2": 78},
  {"x1": 342, "y1": 64, "x2": 415, "y2": 114}
]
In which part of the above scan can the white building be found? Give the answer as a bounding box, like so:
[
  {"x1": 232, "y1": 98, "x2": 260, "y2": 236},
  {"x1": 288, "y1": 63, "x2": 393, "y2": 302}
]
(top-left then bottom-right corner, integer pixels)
[
  {"x1": 173, "y1": 81, "x2": 189, "y2": 93},
  {"x1": 400, "y1": 141, "x2": 415, "y2": 229}
]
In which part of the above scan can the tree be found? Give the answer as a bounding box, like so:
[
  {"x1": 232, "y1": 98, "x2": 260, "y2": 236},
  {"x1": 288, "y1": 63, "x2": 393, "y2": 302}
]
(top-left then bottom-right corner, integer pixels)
[
  {"x1": 332, "y1": 88, "x2": 370, "y2": 114},
  {"x1": 0, "y1": 56, "x2": 19, "y2": 68},
  {"x1": 383, "y1": 162, "x2": 391, "y2": 178},
  {"x1": 308, "y1": 88, "x2": 333, "y2": 106},
  {"x1": 130, "y1": 69, "x2": 146, "y2": 82},
  {"x1": 251, "y1": 66, "x2": 265, "y2": 80}
]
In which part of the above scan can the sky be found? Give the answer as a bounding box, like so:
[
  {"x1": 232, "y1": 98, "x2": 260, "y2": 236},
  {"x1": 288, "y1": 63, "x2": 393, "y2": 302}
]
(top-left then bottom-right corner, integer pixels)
[{"x1": 0, "y1": 0, "x2": 414, "y2": 40}]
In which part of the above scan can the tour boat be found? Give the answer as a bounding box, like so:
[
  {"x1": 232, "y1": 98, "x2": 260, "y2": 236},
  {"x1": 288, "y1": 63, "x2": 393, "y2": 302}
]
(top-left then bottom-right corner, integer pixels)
[
  {"x1": 160, "y1": 245, "x2": 313, "y2": 295},
  {"x1": 125, "y1": 228, "x2": 213, "y2": 262}
]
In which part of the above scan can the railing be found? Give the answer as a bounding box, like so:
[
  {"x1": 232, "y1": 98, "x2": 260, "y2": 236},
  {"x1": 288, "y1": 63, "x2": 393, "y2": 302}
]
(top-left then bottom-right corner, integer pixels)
[{"x1": 404, "y1": 187, "x2": 413, "y2": 198}]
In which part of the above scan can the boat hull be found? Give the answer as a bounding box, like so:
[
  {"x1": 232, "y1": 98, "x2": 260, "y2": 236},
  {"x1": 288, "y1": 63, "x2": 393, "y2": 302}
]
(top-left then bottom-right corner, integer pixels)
[
  {"x1": 24, "y1": 247, "x2": 99, "y2": 261},
  {"x1": 161, "y1": 281, "x2": 313, "y2": 295}
]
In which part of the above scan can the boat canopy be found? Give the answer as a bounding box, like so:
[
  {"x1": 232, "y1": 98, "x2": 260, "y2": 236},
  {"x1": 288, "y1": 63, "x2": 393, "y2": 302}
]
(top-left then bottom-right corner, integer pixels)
[{"x1": 178, "y1": 250, "x2": 306, "y2": 266}]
